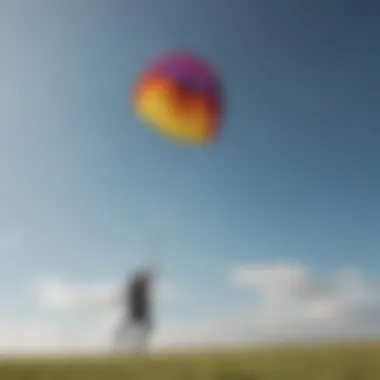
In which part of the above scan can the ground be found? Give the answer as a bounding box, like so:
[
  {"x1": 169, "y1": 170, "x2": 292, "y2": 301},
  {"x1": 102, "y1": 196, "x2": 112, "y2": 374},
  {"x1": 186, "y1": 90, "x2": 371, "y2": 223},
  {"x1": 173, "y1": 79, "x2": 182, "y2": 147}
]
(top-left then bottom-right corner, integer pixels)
[{"x1": 0, "y1": 340, "x2": 379, "y2": 379}]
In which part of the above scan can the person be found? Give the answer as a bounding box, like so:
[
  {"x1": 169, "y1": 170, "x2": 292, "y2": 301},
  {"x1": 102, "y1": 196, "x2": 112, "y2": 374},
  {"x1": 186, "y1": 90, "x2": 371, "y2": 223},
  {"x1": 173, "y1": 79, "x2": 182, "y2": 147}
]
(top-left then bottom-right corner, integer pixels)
[{"x1": 113, "y1": 268, "x2": 154, "y2": 351}]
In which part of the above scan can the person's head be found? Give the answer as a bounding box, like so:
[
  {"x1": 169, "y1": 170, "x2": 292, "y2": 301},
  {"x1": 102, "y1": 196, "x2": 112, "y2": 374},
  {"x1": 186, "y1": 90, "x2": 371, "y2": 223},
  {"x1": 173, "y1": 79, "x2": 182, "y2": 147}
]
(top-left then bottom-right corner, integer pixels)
[{"x1": 133, "y1": 267, "x2": 152, "y2": 284}]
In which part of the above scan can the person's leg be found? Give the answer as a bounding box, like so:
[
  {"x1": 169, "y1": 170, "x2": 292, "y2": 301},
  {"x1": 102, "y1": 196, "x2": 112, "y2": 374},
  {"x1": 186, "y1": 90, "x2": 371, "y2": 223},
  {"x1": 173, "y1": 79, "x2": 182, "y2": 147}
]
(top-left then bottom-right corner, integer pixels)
[
  {"x1": 112, "y1": 316, "x2": 153, "y2": 352},
  {"x1": 134, "y1": 320, "x2": 152, "y2": 352},
  {"x1": 112, "y1": 317, "x2": 131, "y2": 350}
]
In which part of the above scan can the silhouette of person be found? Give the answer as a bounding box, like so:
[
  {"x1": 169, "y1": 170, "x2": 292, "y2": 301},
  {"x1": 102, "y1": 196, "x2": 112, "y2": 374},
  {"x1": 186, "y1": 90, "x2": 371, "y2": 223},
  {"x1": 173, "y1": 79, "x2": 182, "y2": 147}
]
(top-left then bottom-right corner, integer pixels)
[{"x1": 113, "y1": 268, "x2": 154, "y2": 351}]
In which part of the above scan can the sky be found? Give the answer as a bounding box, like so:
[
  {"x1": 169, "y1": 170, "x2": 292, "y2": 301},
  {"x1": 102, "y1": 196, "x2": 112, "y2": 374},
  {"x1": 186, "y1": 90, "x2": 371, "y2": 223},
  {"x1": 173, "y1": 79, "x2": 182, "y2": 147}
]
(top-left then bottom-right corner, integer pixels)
[{"x1": 1, "y1": 0, "x2": 380, "y2": 354}]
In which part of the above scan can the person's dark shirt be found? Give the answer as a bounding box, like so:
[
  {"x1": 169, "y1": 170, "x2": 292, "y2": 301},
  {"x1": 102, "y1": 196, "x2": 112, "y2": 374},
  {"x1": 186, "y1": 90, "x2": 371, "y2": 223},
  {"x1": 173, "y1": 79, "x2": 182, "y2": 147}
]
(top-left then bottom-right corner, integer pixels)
[{"x1": 127, "y1": 273, "x2": 150, "y2": 321}]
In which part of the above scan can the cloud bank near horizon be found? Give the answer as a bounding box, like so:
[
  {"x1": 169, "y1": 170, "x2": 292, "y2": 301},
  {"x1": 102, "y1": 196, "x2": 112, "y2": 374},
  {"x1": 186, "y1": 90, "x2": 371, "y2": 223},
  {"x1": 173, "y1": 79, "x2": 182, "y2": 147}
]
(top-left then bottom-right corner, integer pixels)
[{"x1": 0, "y1": 262, "x2": 379, "y2": 354}]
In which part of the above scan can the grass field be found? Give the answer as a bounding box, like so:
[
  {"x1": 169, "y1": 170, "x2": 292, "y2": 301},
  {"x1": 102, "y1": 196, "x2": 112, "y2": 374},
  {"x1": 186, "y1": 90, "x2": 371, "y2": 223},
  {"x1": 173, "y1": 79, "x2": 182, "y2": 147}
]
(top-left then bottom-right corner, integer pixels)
[{"x1": 0, "y1": 340, "x2": 379, "y2": 379}]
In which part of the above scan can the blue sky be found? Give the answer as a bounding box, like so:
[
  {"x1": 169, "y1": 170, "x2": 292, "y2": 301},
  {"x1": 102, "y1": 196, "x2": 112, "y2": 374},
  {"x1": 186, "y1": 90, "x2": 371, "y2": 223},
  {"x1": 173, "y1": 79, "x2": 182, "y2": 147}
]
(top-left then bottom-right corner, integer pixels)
[{"x1": 1, "y1": 0, "x2": 380, "y2": 351}]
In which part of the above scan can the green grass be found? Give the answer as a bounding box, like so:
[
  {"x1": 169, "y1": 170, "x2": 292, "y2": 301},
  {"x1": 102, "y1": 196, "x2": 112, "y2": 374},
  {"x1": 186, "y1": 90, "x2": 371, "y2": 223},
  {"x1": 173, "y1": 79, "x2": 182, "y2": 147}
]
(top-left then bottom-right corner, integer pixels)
[{"x1": 0, "y1": 340, "x2": 379, "y2": 379}]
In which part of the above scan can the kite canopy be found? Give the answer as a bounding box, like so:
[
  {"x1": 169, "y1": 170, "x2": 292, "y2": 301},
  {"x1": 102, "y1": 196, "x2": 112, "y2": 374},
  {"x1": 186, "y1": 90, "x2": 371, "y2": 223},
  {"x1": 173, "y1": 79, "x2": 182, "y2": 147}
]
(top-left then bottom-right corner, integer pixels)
[{"x1": 132, "y1": 51, "x2": 223, "y2": 145}]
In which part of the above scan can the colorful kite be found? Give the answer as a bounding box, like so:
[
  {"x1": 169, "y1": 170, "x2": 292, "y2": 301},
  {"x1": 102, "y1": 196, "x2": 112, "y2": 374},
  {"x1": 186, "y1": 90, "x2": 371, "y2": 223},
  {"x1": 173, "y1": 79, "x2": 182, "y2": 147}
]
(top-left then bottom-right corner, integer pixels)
[{"x1": 132, "y1": 51, "x2": 223, "y2": 145}]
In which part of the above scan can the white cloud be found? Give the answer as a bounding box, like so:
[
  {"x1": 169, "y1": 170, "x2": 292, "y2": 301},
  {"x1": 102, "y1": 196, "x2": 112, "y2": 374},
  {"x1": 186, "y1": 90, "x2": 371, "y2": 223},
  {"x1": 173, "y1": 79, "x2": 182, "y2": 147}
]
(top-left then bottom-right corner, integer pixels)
[
  {"x1": 230, "y1": 263, "x2": 380, "y2": 322},
  {"x1": 155, "y1": 263, "x2": 380, "y2": 349},
  {"x1": 33, "y1": 276, "x2": 181, "y2": 312},
  {"x1": 231, "y1": 262, "x2": 311, "y2": 299},
  {"x1": 0, "y1": 320, "x2": 113, "y2": 355},
  {"x1": 33, "y1": 278, "x2": 119, "y2": 311},
  {"x1": 230, "y1": 262, "x2": 335, "y2": 301},
  {"x1": 0, "y1": 262, "x2": 379, "y2": 355}
]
